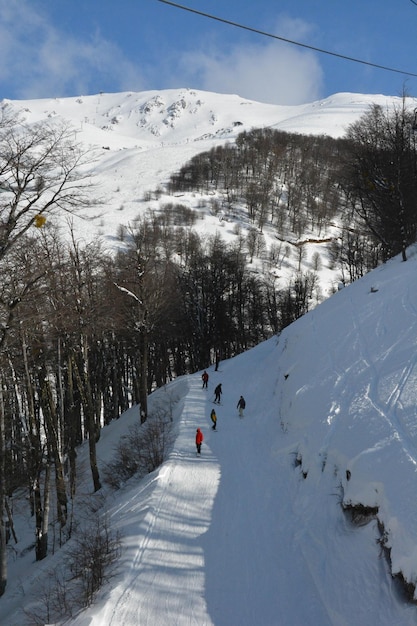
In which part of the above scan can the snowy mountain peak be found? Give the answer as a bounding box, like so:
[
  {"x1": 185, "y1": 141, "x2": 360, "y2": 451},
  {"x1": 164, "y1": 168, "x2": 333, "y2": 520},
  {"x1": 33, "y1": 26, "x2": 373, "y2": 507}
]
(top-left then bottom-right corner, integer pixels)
[
  {"x1": 1, "y1": 88, "x2": 411, "y2": 282},
  {"x1": 4, "y1": 89, "x2": 408, "y2": 147}
]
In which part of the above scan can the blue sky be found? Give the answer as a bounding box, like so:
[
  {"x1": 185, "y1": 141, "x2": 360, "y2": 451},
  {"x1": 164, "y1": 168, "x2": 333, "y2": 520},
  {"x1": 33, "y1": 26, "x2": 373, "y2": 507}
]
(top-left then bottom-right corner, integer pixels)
[{"x1": 1, "y1": 0, "x2": 417, "y2": 104}]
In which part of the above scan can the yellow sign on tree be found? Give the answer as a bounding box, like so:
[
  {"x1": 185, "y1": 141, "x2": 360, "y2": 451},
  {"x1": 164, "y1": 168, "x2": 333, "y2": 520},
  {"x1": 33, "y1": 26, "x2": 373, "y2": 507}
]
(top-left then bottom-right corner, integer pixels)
[{"x1": 34, "y1": 214, "x2": 47, "y2": 228}]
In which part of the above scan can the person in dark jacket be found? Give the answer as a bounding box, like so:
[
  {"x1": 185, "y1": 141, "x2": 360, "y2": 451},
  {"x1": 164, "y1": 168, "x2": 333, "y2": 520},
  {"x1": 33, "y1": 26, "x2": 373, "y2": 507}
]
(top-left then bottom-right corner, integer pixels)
[
  {"x1": 214, "y1": 383, "x2": 222, "y2": 404},
  {"x1": 237, "y1": 395, "x2": 246, "y2": 417},
  {"x1": 196, "y1": 428, "x2": 204, "y2": 454}
]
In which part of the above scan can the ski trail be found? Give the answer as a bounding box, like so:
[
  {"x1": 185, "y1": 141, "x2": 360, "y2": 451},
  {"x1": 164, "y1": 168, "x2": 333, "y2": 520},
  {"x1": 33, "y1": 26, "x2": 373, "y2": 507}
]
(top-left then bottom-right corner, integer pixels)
[
  {"x1": 102, "y1": 375, "x2": 219, "y2": 626},
  {"x1": 347, "y1": 288, "x2": 417, "y2": 465},
  {"x1": 107, "y1": 463, "x2": 176, "y2": 626},
  {"x1": 308, "y1": 306, "x2": 358, "y2": 452}
]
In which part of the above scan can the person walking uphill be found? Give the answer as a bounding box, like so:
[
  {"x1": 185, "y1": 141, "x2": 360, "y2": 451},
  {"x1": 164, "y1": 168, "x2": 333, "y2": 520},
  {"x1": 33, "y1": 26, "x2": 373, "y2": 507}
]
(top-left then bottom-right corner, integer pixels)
[
  {"x1": 237, "y1": 395, "x2": 246, "y2": 417},
  {"x1": 202, "y1": 370, "x2": 209, "y2": 389},
  {"x1": 196, "y1": 428, "x2": 204, "y2": 454},
  {"x1": 214, "y1": 383, "x2": 222, "y2": 404},
  {"x1": 210, "y1": 408, "x2": 217, "y2": 430}
]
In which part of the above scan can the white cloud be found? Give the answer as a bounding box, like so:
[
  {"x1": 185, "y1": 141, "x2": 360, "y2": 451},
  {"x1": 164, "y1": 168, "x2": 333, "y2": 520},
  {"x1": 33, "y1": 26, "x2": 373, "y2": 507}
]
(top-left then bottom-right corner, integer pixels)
[
  {"x1": 0, "y1": 3, "x2": 324, "y2": 104},
  {"x1": 176, "y1": 16, "x2": 324, "y2": 105},
  {"x1": 0, "y1": 0, "x2": 145, "y2": 98}
]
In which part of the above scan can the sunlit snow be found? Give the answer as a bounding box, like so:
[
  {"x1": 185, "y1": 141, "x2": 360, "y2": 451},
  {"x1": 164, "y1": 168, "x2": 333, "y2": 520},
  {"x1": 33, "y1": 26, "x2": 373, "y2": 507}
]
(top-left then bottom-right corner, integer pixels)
[{"x1": 1, "y1": 89, "x2": 417, "y2": 625}]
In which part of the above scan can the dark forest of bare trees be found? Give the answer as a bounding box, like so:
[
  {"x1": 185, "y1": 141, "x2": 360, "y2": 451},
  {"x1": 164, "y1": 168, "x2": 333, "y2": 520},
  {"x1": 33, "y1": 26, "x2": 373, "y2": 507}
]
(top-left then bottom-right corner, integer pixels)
[{"x1": 2, "y1": 99, "x2": 417, "y2": 598}]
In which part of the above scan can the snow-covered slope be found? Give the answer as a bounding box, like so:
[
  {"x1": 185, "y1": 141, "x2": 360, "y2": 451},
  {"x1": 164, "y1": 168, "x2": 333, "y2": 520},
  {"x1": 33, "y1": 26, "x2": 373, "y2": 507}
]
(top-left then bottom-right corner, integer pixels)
[
  {"x1": 2, "y1": 89, "x2": 417, "y2": 625},
  {"x1": 3, "y1": 244, "x2": 417, "y2": 625},
  {"x1": 9, "y1": 89, "x2": 396, "y2": 144},
  {"x1": 3, "y1": 89, "x2": 407, "y2": 249}
]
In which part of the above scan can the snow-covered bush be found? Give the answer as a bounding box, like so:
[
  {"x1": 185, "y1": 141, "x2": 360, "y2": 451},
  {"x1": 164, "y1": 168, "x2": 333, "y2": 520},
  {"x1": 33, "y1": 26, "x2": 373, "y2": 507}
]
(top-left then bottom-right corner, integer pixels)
[{"x1": 102, "y1": 415, "x2": 173, "y2": 489}]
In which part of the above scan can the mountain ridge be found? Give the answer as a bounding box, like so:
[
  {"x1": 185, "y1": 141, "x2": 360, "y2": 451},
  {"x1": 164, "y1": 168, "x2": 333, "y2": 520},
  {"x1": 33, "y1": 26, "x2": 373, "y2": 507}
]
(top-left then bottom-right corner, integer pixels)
[
  {"x1": 1, "y1": 88, "x2": 408, "y2": 263},
  {"x1": 4, "y1": 88, "x2": 405, "y2": 145}
]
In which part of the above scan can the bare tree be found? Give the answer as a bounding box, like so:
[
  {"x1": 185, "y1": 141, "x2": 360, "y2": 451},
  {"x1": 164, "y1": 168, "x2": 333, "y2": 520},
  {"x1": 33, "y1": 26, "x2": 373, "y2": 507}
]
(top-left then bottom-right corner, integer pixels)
[
  {"x1": 0, "y1": 119, "x2": 94, "y2": 259},
  {"x1": 0, "y1": 116, "x2": 95, "y2": 595},
  {"x1": 343, "y1": 98, "x2": 417, "y2": 262}
]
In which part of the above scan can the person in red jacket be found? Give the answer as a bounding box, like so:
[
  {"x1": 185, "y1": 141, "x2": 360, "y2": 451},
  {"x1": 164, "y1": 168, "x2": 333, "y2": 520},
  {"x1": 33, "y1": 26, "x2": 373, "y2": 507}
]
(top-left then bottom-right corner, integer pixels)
[
  {"x1": 196, "y1": 428, "x2": 204, "y2": 454},
  {"x1": 202, "y1": 370, "x2": 209, "y2": 389}
]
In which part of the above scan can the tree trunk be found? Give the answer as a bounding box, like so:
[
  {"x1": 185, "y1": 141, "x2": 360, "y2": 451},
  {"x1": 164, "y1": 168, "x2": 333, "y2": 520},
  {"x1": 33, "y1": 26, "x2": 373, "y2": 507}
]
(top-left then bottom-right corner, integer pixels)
[
  {"x1": 36, "y1": 460, "x2": 51, "y2": 561},
  {"x1": 34, "y1": 475, "x2": 43, "y2": 561},
  {"x1": 40, "y1": 375, "x2": 68, "y2": 527},
  {"x1": 17, "y1": 340, "x2": 44, "y2": 562},
  {"x1": 71, "y1": 355, "x2": 101, "y2": 492},
  {"x1": 139, "y1": 329, "x2": 148, "y2": 423},
  {"x1": 0, "y1": 383, "x2": 7, "y2": 596},
  {"x1": 66, "y1": 356, "x2": 78, "y2": 500}
]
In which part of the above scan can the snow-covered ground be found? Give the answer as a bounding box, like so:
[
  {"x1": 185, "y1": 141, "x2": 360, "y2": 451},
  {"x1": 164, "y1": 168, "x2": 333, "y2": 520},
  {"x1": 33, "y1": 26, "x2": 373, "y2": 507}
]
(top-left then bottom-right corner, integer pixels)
[
  {"x1": 1, "y1": 89, "x2": 417, "y2": 624},
  {"x1": 3, "y1": 246, "x2": 417, "y2": 625},
  {"x1": 5, "y1": 88, "x2": 407, "y2": 252},
  {"x1": 5, "y1": 87, "x2": 410, "y2": 301}
]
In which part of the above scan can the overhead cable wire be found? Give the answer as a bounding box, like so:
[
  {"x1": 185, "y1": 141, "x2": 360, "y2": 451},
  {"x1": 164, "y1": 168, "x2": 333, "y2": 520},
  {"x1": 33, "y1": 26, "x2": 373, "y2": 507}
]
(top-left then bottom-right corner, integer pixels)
[{"x1": 157, "y1": 0, "x2": 417, "y2": 78}]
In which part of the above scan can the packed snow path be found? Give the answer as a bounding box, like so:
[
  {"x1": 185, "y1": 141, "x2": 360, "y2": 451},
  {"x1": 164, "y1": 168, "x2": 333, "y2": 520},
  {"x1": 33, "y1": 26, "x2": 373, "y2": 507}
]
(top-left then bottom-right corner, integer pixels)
[
  {"x1": 65, "y1": 250, "x2": 417, "y2": 626},
  {"x1": 101, "y1": 377, "x2": 220, "y2": 626},
  {"x1": 80, "y1": 363, "x2": 343, "y2": 626},
  {"x1": 72, "y1": 340, "x2": 417, "y2": 625}
]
